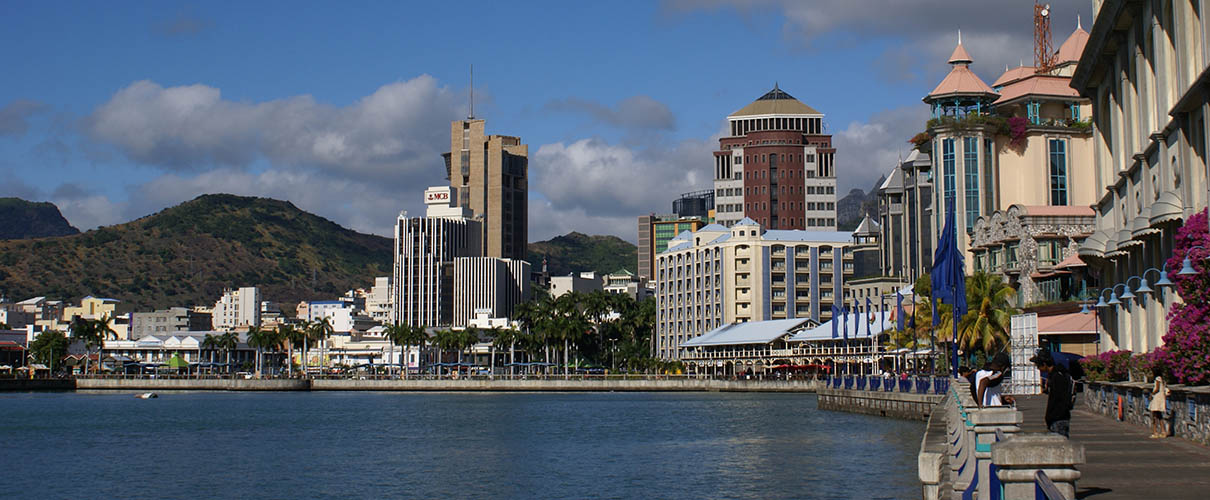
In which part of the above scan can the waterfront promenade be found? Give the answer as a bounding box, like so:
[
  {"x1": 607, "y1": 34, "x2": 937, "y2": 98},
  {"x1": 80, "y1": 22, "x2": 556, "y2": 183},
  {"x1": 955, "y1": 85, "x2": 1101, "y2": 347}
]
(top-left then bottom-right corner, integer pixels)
[{"x1": 1015, "y1": 395, "x2": 1210, "y2": 499}]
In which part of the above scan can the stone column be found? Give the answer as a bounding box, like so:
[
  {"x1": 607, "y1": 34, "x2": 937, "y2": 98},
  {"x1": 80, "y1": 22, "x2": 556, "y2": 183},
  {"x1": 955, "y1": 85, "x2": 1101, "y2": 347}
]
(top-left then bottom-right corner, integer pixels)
[
  {"x1": 992, "y1": 433, "x2": 1085, "y2": 500},
  {"x1": 971, "y1": 406, "x2": 1022, "y2": 500}
]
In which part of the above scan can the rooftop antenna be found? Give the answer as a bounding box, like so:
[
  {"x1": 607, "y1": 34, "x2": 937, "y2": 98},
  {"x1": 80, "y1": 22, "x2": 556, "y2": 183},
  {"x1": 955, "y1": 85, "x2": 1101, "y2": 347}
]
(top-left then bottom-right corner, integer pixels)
[
  {"x1": 468, "y1": 64, "x2": 474, "y2": 120},
  {"x1": 1034, "y1": 2, "x2": 1056, "y2": 73},
  {"x1": 1077, "y1": 14, "x2": 1082, "y2": 30},
  {"x1": 957, "y1": 29, "x2": 962, "y2": 45}
]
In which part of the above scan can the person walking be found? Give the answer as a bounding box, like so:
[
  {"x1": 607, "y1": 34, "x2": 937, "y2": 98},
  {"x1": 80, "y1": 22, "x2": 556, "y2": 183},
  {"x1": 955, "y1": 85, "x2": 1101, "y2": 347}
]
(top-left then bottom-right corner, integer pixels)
[
  {"x1": 1149, "y1": 371, "x2": 1170, "y2": 439},
  {"x1": 1030, "y1": 351, "x2": 1073, "y2": 437}
]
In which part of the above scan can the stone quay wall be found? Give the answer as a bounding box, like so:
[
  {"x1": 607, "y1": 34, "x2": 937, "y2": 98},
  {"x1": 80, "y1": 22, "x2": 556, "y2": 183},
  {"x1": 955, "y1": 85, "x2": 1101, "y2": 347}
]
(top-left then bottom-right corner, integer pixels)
[
  {"x1": 0, "y1": 378, "x2": 75, "y2": 391},
  {"x1": 816, "y1": 387, "x2": 943, "y2": 421},
  {"x1": 68, "y1": 377, "x2": 823, "y2": 393},
  {"x1": 1083, "y1": 380, "x2": 1210, "y2": 446}
]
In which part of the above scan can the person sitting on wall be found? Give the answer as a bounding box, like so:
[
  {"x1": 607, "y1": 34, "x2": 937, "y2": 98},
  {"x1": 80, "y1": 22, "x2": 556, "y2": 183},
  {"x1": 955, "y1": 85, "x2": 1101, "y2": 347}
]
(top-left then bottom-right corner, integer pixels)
[
  {"x1": 1030, "y1": 350, "x2": 1073, "y2": 438},
  {"x1": 976, "y1": 353, "x2": 1015, "y2": 407}
]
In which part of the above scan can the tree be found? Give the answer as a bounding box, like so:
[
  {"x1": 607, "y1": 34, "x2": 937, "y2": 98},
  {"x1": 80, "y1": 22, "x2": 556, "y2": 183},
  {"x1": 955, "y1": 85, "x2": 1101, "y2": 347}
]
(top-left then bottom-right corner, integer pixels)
[
  {"x1": 29, "y1": 330, "x2": 68, "y2": 372},
  {"x1": 383, "y1": 323, "x2": 407, "y2": 378},
  {"x1": 492, "y1": 326, "x2": 521, "y2": 376},
  {"x1": 219, "y1": 331, "x2": 239, "y2": 372},
  {"x1": 71, "y1": 315, "x2": 115, "y2": 375},
  {"x1": 399, "y1": 325, "x2": 429, "y2": 378},
  {"x1": 246, "y1": 326, "x2": 267, "y2": 376},
  {"x1": 307, "y1": 318, "x2": 334, "y2": 375},
  {"x1": 279, "y1": 323, "x2": 305, "y2": 377},
  {"x1": 202, "y1": 334, "x2": 221, "y2": 365},
  {"x1": 956, "y1": 272, "x2": 1018, "y2": 355}
]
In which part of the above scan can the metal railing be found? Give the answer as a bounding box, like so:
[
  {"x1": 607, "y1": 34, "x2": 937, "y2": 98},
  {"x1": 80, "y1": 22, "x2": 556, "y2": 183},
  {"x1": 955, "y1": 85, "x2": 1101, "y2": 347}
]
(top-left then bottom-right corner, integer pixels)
[{"x1": 825, "y1": 375, "x2": 951, "y2": 394}]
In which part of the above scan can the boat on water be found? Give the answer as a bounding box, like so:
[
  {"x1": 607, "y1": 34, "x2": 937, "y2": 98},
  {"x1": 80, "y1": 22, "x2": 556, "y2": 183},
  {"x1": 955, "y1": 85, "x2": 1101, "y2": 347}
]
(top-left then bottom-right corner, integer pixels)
[{"x1": 135, "y1": 392, "x2": 158, "y2": 399}]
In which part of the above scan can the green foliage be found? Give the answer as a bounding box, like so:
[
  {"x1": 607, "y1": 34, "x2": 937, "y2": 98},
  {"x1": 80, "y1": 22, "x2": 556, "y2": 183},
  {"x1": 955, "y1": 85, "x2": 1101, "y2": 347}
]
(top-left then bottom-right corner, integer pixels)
[
  {"x1": 29, "y1": 330, "x2": 69, "y2": 366},
  {"x1": 526, "y1": 232, "x2": 637, "y2": 277},
  {"x1": 0, "y1": 197, "x2": 79, "y2": 240},
  {"x1": 0, "y1": 194, "x2": 392, "y2": 310}
]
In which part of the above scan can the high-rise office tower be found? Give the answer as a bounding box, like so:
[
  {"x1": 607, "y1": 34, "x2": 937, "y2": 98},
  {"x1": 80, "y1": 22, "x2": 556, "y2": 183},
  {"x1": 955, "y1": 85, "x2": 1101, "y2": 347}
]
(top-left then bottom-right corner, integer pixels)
[
  {"x1": 442, "y1": 119, "x2": 528, "y2": 260},
  {"x1": 393, "y1": 187, "x2": 482, "y2": 327},
  {"x1": 712, "y1": 85, "x2": 838, "y2": 231}
]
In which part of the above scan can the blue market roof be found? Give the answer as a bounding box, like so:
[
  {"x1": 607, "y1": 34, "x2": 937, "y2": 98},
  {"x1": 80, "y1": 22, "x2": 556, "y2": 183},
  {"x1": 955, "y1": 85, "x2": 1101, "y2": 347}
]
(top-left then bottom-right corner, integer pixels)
[
  {"x1": 698, "y1": 223, "x2": 729, "y2": 232},
  {"x1": 762, "y1": 230, "x2": 852, "y2": 243},
  {"x1": 734, "y1": 217, "x2": 760, "y2": 227},
  {"x1": 789, "y1": 311, "x2": 896, "y2": 342},
  {"x1": 681, "y1": 318, "x2": 813, "y2": 347}
]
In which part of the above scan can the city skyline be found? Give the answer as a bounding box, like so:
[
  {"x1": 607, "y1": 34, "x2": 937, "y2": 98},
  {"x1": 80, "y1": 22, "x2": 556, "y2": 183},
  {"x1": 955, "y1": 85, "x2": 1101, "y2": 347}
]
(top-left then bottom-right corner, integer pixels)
[{"x1": 0, "y1": 0, "x2": 1090, "y2": 242}]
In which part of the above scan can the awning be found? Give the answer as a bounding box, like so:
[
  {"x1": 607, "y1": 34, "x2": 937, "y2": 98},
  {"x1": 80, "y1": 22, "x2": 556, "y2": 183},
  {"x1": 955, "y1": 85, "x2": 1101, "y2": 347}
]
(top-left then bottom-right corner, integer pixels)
[
  {"x1": 1131, "y1": 206, "x2": 1160, "y2": 238},
  {"x1": 1115, "y1": 228, "x2": 1140, "y2": 250},
  {"x1": 1054, "y1": 253, "x2": 1087, "y2": 270},
  {"x1": 1031, "y1": 270, "x2": 1071, "y2": 279},
  {"x1": 1037, "y1": 312, "x2": 1098, "y2": 335},
  {"x1": 1150, "y1": 190, "x2": 1184, "y2": 225},
  {"x1": 1077, "y1": 228, "x2": 1110, "y2": 258},
  {"x1": 167, "y1": 354, "x2": 189, "y2": 369}
]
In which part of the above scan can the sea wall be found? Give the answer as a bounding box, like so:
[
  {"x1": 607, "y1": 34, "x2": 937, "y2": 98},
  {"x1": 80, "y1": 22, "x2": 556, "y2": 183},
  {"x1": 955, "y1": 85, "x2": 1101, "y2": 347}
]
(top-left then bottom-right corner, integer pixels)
[
  {"x1": 1083, "y1": 380, "x2": 1210, "y2": 446},
  {"x1": 817, "y1": 387, "x2": 944, "y2": 421},
  {"x1": 68, "y1": 377, "x2": 823, "y2": 393},
  {"x1": 76, "y1": 378, "x2": 309, "y2": 391},
  {"x1": 0, "y1": 378, "x2": 75, "y2": 391}
]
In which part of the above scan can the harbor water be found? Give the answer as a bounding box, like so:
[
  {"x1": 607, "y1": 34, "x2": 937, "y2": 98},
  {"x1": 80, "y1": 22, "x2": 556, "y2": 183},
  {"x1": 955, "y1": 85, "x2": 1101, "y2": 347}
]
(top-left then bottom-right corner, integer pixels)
[{"x1": 1, "y1": 391, "x2": 921, "y2": 499}]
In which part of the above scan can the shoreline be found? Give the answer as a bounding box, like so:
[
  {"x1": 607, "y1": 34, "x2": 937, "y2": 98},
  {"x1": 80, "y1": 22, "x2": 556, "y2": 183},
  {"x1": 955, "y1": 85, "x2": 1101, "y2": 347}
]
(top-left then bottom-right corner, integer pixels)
[{"x1": 3, "y1": 377, "x2": 824, "y2": 393}]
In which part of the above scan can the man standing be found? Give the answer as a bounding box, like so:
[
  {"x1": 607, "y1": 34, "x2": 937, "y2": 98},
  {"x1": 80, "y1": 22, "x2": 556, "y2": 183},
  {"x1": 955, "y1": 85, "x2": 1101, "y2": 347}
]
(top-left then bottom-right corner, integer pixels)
[{"x1": 1031, "y1": 350, "x2": 1073, "y2": 437}]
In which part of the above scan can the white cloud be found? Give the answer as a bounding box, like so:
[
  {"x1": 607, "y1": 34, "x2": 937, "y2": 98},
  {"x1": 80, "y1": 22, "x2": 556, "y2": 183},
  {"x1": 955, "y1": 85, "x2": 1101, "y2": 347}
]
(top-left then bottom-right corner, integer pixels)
[
  {"x1": 84, "y1": 77, "x2": 462, "y2": 187},
  {"x1": 834, "y1": 105, "x2": 930, "y2": 193}
]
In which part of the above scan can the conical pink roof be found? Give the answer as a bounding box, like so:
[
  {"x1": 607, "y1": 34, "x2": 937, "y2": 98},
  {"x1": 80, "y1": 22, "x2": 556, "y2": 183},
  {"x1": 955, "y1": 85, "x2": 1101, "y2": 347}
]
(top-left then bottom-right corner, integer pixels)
[
  {"x1": 948, "y1": 43, "x2": 973, "y2": 64},
  {"x1": 1056, "y1": 26, "x2": 1089, "y2": 63},
  {"x1": 928, "y1": 65, "x2": 997, "y2": 99}
]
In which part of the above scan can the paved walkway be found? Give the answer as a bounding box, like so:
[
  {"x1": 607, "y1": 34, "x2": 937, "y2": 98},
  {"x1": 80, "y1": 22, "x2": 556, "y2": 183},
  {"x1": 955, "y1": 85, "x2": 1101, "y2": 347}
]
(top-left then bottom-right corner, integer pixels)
[{"x1": 1015, "y1": 395, "x2": 1210, "y2": 499}]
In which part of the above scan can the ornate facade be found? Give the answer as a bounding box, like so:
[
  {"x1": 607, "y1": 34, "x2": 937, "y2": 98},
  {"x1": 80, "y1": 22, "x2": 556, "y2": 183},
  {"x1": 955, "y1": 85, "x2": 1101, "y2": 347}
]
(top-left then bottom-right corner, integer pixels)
[{"x1": 970, "y1": 205, "x2": 1096, "y2": 305}]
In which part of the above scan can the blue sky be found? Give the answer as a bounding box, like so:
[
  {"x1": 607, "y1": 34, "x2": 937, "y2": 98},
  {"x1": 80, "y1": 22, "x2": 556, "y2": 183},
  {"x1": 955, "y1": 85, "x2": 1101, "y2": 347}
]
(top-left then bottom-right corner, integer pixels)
[{"x1": 0, "y1": 0, "x2": 1089, "y2": 241}]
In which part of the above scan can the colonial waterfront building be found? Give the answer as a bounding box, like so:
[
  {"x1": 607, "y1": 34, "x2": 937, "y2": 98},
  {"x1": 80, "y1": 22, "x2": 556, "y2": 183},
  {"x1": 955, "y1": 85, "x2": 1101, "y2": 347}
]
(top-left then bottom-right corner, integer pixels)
[
  {"x1": 877, "y1": 150, "x2": 934, "y2": 284},
  {"x1": 442, "y1": 118, "x2": 528, "y2": 260},
  {"x1": 1072, "y1": 0, "x2": 1210, "y2": 353},
  {"x1": 712, "y1": 85, "x2": 838, "y2": 230},
  {"x1": 653, "y1": 218, "x2": 853, "y2": 360},
  {"x1": 451, "y1": 257, "x2": 530, "y2": 327},
  {"x1": 393, "y1": 187, "x2": 482, "y2": 327},
  {"x1": 970, "y1": 205, "x2": 1096, "y2": 305}
]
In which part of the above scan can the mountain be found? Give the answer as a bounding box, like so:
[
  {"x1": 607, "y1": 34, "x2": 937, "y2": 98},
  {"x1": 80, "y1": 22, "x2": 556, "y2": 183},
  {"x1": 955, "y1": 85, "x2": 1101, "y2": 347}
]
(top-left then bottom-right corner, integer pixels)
[
  {"x1": 527, "y1": 232, "x2": 637, "y2": 277},
  {"x1": 0, "y1": 194, "x2": 392, "y2": 311},
  {"x1": 836, "y1": 175, "x2": 885, "y2": 231},
  {"x1": 0, "y1": 198, "x2": 80, "y2": 240}
]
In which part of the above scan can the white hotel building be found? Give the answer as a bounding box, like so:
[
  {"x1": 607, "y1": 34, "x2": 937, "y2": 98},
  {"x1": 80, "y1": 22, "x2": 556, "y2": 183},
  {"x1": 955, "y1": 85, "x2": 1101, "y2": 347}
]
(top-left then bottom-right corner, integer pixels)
[
  {"x1": 393, "y1": 187, "x2": 482, "y2": 327},
  {"x1": 654, "y1": 218, "x2": 854, "y2": 360}
]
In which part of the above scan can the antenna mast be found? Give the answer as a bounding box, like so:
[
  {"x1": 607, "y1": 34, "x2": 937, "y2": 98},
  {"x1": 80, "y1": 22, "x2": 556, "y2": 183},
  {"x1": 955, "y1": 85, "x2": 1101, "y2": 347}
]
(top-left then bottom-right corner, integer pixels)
[
  {"x1": 1034, "y1": 2, "x2": 1056, "y2": 73},
  {"x1": 468, "y1": 64, "x2": 474, "y2": 119}
]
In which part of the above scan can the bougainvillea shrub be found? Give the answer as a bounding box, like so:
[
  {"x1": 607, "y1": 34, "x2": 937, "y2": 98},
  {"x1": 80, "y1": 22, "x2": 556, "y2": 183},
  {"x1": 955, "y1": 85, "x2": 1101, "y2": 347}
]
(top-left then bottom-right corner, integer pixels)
[{"x1": 1162, "y1": 208, "x2": 1210, "y2": 385}]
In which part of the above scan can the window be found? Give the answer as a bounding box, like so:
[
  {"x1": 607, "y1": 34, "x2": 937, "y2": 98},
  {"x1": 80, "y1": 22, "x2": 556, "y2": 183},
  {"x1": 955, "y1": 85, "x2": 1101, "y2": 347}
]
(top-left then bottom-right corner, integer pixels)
[
  {"x1": 943, "y1": 138, "x2": 955, "y2": 205},
  {"x1": 964, "y1": 137, "x2": 980, "y2": 231},
  {"x1": 1049, "y1": 138, "x2": 1068, "y2": 205},
  {"x1": 806, "y1": 154, "x2": 815, "y2": 163},
  {"x1": 735, "y1": 156, "x2": 742, "y2": 165}
]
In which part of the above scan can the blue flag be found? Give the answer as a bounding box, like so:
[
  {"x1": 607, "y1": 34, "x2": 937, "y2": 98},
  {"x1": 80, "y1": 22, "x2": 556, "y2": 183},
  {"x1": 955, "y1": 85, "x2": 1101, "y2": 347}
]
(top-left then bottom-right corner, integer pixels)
[
  {"x1": 896, "y1": 291, "x2": 905, "y2": 332},
  {"x1": 865, "y1": 297, "x2": 873, "y2": 336},
  {"x1": 831, "y1": 305, "x2": 838, "y2": 339},
  {"x1": 842, "y1": 306, "x2": 849, "y2": 341},
  {"x1": 930, "y1": 197, "x2": 967, "y2": 375}
]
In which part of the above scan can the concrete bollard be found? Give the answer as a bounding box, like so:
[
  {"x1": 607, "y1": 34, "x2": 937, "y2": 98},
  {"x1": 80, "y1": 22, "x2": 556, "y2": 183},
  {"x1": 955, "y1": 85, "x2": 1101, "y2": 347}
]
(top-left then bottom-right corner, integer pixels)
[
  {"x1": 992, "y1": 433, "x2": 1084, "y2": 500},
  {"x1": 971, "y1": 406, "x2": 1022, "y2": 500}
]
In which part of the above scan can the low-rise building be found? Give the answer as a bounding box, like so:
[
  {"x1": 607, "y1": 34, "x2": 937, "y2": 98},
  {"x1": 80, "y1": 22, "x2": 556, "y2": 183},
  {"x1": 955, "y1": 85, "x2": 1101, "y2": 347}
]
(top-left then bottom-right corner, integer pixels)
[
  {"x1": 130, "y1": 307, "x2": 212, "y2": 339},
  {"x1": 971, "y1": 204, "x2": 1096, "y2": 306},
  {"x1": 549, "y1": 272, "x2": 602, "y2": 298},
  {"x1": 365, "y1": 276, "x2": 393, "y2": 324},
  {"x1": 654, "y1": 217, "x2": 855, "y2": 360},
  {"x1": 452, "y1": 257, "x2": 530, "y2": 327}
]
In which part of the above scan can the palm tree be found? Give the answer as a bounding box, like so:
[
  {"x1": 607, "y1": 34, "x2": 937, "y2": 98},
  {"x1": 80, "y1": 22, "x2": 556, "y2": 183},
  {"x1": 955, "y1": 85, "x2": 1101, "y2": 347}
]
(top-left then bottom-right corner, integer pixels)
[
  {"x1": 93, "y1": 315, "x2": 117, "y2": 374},
  {"x1": 956, "y1": 272, "x2": 1019, "y2": 356},
  {"x1": 308, "y1": 317, "x2": 335, "y2": 375},
  {"x1": 491, "y1": 326, "x2": 521, "y2": 376},
  {"x1": 399, "y1": 325, "x2": 429, "y2": 379},
  {"x1": 279, "y1": 324, "x2": 304, "y2": 377},
  {"x1": 219, "y1": 331, "x2": 239, "y2": 373},
  {"x1": 246, "y1": 326, "x2": 267, "y2": 376},
  {"x1": 70, "y1": 316, "x2": 99, "y2": 375},
  {"x1": 460, "y1": 327, "x2": 480, "y2": 373},
  {"x1": 202, "y1": 334, "x2": 221, "y2": 369},
  {"x1": 383, "y1": 323, "x2": 408, "y2": 378},
  {"x1": 432, "y1": 329, "x2": 458, "y2": 377}
]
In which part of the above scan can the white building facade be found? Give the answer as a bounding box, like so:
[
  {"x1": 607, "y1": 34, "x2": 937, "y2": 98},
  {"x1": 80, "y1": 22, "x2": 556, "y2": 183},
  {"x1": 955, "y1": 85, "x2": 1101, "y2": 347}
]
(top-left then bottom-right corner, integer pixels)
[
  {"x1": 452, "y1": 257, "x2": 531, "y2": 327},
  {"x1": 393, "y1": 186, "x2": 483, "y2": 327},
  {"x1": 654, "y1": 218, "x2": 854, "y2": 360},
  {"x1": 211, "y1": 287, "x2": 261, "y2": 330}
]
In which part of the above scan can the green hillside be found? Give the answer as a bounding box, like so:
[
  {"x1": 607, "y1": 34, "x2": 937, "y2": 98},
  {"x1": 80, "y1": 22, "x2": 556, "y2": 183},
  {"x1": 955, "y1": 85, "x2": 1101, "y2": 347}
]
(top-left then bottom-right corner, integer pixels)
[
  {"x1": 527, "y1": 232, "x2": 638, "y2": 277},
  {"x1": 0, "y1": 197, "x2": 80, "y2": 240},
  {"x1": 0, "y1": 194, "x2": 392, "y2": 311}
]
